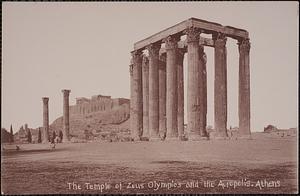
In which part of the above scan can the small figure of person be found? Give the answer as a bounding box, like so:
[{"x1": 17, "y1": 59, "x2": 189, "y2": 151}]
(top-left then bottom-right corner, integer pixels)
[{"x1": 50, "y1": 131, "x2": 56, "y2": 149}]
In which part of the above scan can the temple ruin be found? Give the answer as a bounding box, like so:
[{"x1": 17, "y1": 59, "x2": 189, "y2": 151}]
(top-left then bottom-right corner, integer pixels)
[
  {"x1": 129, "y1": 18, "x2": 251, "y2": 141},
  {"x1": 69, "y1": 95, "x2": 129, "y2": 115}
]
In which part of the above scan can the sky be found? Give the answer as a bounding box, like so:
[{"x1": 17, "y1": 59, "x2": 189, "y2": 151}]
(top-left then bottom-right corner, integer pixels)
[{"x1": 2, "y1": 2, "x2": 298, "y2": 133}]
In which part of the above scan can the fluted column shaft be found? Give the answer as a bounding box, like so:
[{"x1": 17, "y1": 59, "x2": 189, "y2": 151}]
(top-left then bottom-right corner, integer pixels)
[
  {"x1": 201, "y1": 52, "x2": 208, "y2": 137},
  {"x1": 159, "y1": 54, "x2": 167, "y2": 139},
  {"x1": 62, "y1": 89, "x2": 71, "y2": 142},
  {"x1": 42, "y1": 97, "x2": 49, "y2": 143},
  {"x1": 186, "y1": 27, "x2": 206, "y2": 140},
  {"x1": 238, "y1": 39, "x2": 251, "y2": 137},
  {"x1": 214, "y1": 34, "x2": 228, "y2": 138},
  {"x1": 147, "y1": 43, "x2": 161, "y2": 140},
  {"x1": 165, "y1": 35, "x2": 179, "y2": 140},
  {"x1": 130, "y1": 51, "x2": 143, "y2": 141},
  {"x1": 198, "y1": 47, "x2": 208, "y2": 137},
  {"x1": 142, "y1": 56, "x2": 149, "y2": 138},
  {"x1": 177, "y1": 49, "x2": 185, "y2": 138}
]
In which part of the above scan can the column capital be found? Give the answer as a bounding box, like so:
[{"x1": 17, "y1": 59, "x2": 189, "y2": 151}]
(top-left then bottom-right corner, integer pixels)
[
  {"x1": 146, "y1": 43, "x2": 161, "y2": 57},
  {"x1": 238, "y1": 38, "x2": 251, "y2": 53},
  {"x1": 178, "y1": 47, "x2": 187, "y2": 54},
  {"x1": 185, "y1": 27, "x2": 201, "y2": 43},
  {"x1": 164, "y1": 35, "x2": 180, "y2": 50},
  {"x1": 42, "y1": 97, "x2": 49, "y2": 103},
  {"x1": 159, "y1": 53, "x2": 166, "y2": 62},
  {"x1": 62, "y1": 89, "x2": 71, "y2": 95},
  {"x1": 131, "y1": 50, "x2": 143, "y2": 63},
  {"x1": 142, "y1": 55, "x2": 149, "y2": 69},
  {"x1": 213, "y1": 32, "x2": 227, "y2": 48},
  {"x1": 129, "y1": 63, "x2": 133, "y2": 76}
]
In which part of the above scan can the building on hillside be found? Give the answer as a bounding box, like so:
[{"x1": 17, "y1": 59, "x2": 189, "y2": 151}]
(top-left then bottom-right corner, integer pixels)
[{"x1": 69, "y1": 94, "x2": 129, "y2": 116}]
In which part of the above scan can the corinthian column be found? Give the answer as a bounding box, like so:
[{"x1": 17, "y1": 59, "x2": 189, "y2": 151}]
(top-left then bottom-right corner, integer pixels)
[
  {"x1": 130, "y1": 50, "x2": 143, "y2": 141},
  {"x1": 177, "y1": 48, "x2": 185, "y2": 139},
  {"x1": 62, "y1": 89, "x2": 71, "y2": 142},
  {"x1": 147, "y1": 43, "x2": 161, "y2": 141},
  {"x1": 238, "y1": 38, "x2": 251, "y2": 138},
  {"x1": 201, "y1": 51, "x2": 208, "y2": 137},
  {"x1": 165, "y1": 35, "x2": 180, "y2": 140},
  {"x1": 214, "y1": 33, "x2": 228, "y2": 139},
  {"x1": 198, "y1": 46, "x2": 208, "y2": 137},
  {"x1": 159, "y1": 53, "x2": 167, "y2": 139},
  {"x1": 142, "y1": 56, "x2": 150, "y2": 138},
  {"x1": 186, "y1": 27, "x2": 207, "y2": 140},
  {"x1": 42, "y1": 97, "x2": 49, "y2": 143}
]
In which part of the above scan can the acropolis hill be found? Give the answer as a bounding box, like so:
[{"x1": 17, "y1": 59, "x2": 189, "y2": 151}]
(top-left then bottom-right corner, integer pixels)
[
  {"x1": 14, "y1": 94, "x2": 131, "y2": 143},
  {"x1": 50, "y1": 94, "x2": 130, "y2": 140}
]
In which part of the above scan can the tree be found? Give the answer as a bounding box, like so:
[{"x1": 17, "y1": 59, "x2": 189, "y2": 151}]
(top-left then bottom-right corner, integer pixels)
[
  {"x1": 38, "y1": 128, "x2": 42, "y2": 143},
  {"x1": 10, "y1": 124, "x2": 14, "y2": 143},
  {"x1": 27, "y1": 129, "x2": 32, "y2": 143}
]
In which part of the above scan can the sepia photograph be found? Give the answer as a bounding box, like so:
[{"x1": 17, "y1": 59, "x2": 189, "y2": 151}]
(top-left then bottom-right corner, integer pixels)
[{"x1": 1, "y1": 1, "x2": 298, "y2": 194}]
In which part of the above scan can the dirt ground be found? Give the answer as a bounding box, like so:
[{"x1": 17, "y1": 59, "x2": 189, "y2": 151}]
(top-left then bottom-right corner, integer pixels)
[{"x1": 1, "y1": 134, "x2": 298, "y2": 194}]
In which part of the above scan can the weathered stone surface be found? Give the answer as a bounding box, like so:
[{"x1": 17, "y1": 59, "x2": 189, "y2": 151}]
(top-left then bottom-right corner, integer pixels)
[
  {"x1": 177, "y1": 48, "x2": 185, "y2": 138},
  {"x1": 62, "y1": 89, "x2": 71, "y2": 142},
  {"x1": 201, "y1": 52, "x2": 208, "y2": 137},
  {"x1": 147, "y1": 43, "x2": 161, "y2": 141},
  {"x1": 238, "y1": 39, "x2": 251, "y2": 137},
  {"x1": 42, "y1": 97, "x2": 49, "y2": 143},
  {"x1": 165, "y1": 35, "x2": 179, "y2": 140},
  {"x1": 69, "y1": 95, "x2": 127, "y2": 115},
  {"x1": 199, "y1": 47, "x2": 208, "y2": 137},
  {"x1": 214, "y1": 34, "x2": 228, "y2": 139},
  {"x1": 186, "y1": 27, "x2": 207, "y2": 141},
  {"x1": 159, "y1": 54, "x2": 167, "y2": 139},
  {"x1": 142, "y1": 56, "x2": 149, "y2": 138},
  {"x1": 134, "y1": 18, "x2": 248, "y2": 50},
  {"x1": 130, "y1": 50, "x2": 143, "y2": 141}
]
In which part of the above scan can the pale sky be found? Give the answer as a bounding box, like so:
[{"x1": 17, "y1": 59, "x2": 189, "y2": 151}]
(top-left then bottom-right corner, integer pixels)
[{"x1": 2, "y1": 2, "x2": 298, "y2": 132}]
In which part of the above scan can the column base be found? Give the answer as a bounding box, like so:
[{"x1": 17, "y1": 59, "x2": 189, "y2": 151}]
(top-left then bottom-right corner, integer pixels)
[
  {"x1": 188, "y1": 134, "x2": 209, "y2": 141},
  {"x1": 62, "y1": 139, "x2": 71, "y2": 143},
  {"x1": 132, "y1": 136, "x2": 141, "y2": 141},
  {"x1": 237, "y1": 134, "x2": 252, "y2": 140},
  {"x1": 165, "y1": 137, "x2": 180, "y2": 141},
  {"x1": 149, "y1": 136, "x2": 161, "y2": 141},
  {"x1": 210, "y1": 136, "x2": 229, "y2": 140},
  {"x1": 140, "y1": 136, "x2": 149, "y2": 141}
]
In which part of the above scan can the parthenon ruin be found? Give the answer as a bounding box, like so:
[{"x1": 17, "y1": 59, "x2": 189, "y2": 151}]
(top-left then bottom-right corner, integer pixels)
[{"x1": 129, "y1": 18, "x2": 251, "y2": 141}]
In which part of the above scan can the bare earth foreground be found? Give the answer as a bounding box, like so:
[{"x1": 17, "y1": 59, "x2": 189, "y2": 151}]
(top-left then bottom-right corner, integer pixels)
[{"x1": 1, "y1": 133, "x2": 298, "y2": 194}]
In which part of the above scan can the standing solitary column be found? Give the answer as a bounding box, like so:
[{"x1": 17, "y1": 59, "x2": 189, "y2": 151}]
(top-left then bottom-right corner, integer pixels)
[
  {"x1": 159, "y1": 54, "x2": 167, "y2": 139},
  {"x1": 130, "y1": 50, "x2": 143, "y2": 141},
  {"x1": 186, "y1": 27, "x2": 206, "y2": 140},
  {"x1": 142, "y1": 56, "x2": 149, "y2": 138},
  {"x1": 214, "y1": 33, "x2": 228, "y2": 139},
  {"x1": 42, "y1": 97, "x2": 49, "y2": 143},
  {"x1": 238, "y1": 38, "x2": 251, "y2": 138},
  {"x1": 165, "y1": 35, "x2": 179, "y2": 140},
  {"x1": 147, "y1": 43, "x2": 161, "y2": 141},
  {"x1": 177, "y1": 48, "x2": 185, "y2": 139},
  {"x1": 62, "y1": 89, "x2": 71, "y2": 142}
]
